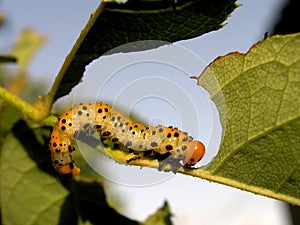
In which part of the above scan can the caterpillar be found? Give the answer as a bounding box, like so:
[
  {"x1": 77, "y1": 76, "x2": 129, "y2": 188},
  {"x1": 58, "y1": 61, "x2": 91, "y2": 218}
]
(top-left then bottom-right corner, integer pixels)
[{"x1": 49, "y1": 102, "x2": 205, "y2": 176}]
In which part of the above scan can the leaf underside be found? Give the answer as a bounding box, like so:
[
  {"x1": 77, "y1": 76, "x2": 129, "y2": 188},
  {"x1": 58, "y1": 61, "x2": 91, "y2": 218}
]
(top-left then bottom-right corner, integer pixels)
[
  {"x1": 195, "y1": 33, "x2": 300, "y2": 205},
  {"x1": 53, "y1": 0, "x2": 237, "y2": 101}
]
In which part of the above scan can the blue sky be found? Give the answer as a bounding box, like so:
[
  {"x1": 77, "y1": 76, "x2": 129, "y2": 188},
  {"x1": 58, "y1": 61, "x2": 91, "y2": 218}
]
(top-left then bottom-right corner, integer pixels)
[{"x1": 0, "y1": 0, "x2": 293, "y2": 224}]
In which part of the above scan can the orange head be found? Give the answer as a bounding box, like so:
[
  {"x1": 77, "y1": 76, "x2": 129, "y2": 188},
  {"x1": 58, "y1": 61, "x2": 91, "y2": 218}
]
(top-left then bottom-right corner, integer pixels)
[{"x1": 183, "y1": 141, "x2": 205, "y2": 167}]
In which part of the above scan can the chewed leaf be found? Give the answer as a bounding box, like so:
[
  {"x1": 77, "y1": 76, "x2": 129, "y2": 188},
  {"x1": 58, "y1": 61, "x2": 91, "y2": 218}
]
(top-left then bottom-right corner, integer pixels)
[
  {"x1": 184, "y1": 33, "x2": 300, "y2": 205},
  {"x1": 53, "y1": 0, "x2": 238, "y2": 100}
]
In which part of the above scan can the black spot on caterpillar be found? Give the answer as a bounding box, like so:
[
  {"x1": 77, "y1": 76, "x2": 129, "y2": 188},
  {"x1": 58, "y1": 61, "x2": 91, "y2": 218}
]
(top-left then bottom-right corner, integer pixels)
[{"x1": 49, "y1": 102, "x2": 205, "y2": 175}]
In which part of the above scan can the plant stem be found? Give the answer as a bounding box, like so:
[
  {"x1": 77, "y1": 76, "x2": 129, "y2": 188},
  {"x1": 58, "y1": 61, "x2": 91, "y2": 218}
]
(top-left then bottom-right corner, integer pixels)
[
  {"x1": 1, "y1": 1, "x2": 107, "y2": 123},
  {"x1": 93, "y1": 138, "x2": 300, "y2": 206},
  {"x1": 0, "y1": 86, "x2": 39, "y2": 120},
  {"x1": 178, "y1": 168, "x2": 300, "y2": 206},
  {"x1": 42, "y1": 114, "x2": 58, "y2": 127}
]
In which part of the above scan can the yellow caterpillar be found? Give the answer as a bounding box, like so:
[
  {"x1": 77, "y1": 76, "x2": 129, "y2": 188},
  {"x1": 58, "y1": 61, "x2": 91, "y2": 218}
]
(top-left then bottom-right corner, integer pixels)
[{"x1": 49, "y1": 102, "x2": 205, "y2": 176}]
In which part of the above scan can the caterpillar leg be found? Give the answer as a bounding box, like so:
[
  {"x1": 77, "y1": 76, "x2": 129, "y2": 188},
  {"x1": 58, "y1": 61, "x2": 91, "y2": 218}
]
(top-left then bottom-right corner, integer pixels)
[{"x1": 126, "y1": 154, "x2": 141, "y2": 163}]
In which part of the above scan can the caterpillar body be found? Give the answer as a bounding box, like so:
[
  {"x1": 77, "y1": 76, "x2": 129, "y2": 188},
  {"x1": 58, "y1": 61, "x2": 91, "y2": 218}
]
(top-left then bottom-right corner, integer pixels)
[{"x1": 49, "y1": 102, "x2": 205, "y2": 176}]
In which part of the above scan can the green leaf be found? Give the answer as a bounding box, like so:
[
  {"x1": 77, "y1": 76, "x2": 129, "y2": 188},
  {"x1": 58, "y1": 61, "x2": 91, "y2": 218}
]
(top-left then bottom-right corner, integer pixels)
[
  {"x1": 0, "y1": 103, "x2": 23, "y2": 135},
  {"x1": 0, "y1": 120, "x2": 140, "y2": 224},
  {"x1": 141, "y1": 201, "x2": 172, "y2": 225},
  {"x1": 52, "y1": 0, "x2": 237, "y2": 101},
  {"x1": 186, "y1": 33, "x2": 300, "y2": 205},
  {"x1": 0, "y1": 127, "x2": 68, "y2": 225}
]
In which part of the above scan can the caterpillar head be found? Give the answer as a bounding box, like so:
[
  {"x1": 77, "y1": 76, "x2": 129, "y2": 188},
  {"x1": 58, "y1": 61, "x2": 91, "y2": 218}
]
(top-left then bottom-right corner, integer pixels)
[{"x1": 183, "y1": 141, "x2": 205, "y2": 167}]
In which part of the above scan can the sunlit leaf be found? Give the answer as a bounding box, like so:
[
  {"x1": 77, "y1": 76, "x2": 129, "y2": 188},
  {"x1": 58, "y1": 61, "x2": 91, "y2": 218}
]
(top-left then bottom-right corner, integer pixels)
[{"x1": 185, "y1": 33, "x2": 300, "y2": 205}]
